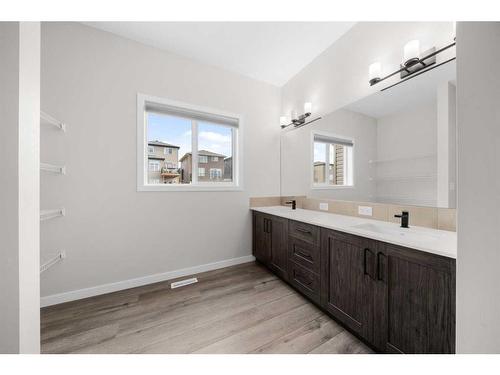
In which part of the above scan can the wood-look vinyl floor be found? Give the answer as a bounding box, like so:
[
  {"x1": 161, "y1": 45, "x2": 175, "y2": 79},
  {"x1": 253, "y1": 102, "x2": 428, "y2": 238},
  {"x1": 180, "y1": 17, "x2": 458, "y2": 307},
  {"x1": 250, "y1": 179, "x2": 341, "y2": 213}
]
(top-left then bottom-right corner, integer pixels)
[{"x1": 41, "y1": 262, "x2": 373, "y2": 354}]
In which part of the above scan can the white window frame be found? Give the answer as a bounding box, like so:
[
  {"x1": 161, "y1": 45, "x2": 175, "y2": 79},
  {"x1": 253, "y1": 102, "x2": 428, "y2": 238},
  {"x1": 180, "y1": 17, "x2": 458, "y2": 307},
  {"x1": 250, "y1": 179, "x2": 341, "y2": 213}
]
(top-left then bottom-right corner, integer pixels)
[
  {"x1": 148, "y1": 146, "x2": 154, "y2": 153},
  {"x1": 311, "y1": 131, "x2": 355, "y2": 190},
  {"x1": 199, "y1": 155, "x2": 208, "y2": 164},
  {"x1": 212, "y1": 156, "x2": 219, "y2": 162},
  {"x1": 198, "y1": 167, "x2": 206, "y2": 177},
  {"x1": 137, "y1": 93, "x2": 243, "y2": 192}
]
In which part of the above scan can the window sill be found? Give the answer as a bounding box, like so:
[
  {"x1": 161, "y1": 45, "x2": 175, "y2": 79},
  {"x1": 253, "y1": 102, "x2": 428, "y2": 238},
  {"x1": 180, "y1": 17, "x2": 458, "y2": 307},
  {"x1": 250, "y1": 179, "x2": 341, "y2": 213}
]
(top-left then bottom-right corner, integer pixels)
[
  {"x1": 138, "y1": 184, "x2": 242, "y2": 192},
  {"x1": 311, "y1": 184, "x2": 354, "y2": 190}
]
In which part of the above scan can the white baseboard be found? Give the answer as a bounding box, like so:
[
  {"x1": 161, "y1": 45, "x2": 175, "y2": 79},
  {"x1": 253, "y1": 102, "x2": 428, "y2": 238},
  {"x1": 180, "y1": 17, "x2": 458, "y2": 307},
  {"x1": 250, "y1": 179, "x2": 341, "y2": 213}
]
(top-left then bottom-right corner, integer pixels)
[{"x1": 40, "y1": 255, "x2": 256, "y2": 307}]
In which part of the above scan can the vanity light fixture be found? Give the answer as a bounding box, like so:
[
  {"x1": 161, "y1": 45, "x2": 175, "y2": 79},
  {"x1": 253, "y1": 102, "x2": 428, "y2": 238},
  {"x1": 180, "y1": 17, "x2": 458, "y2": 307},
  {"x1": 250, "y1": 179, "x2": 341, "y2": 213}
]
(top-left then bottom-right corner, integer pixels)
[
  {"x1": 280, "y1": 102, "x2": 322, "y2": 129},
  {"x1": 369, "y1": 39, "x2": 456, "y2": 87}
]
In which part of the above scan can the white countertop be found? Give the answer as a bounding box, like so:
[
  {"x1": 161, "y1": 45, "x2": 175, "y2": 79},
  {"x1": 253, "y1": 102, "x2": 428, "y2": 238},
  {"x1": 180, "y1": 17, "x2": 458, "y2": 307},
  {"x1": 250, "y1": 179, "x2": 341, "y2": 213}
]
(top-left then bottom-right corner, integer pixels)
[{"x1": 252, "y1": 206, "x2": 457, "y2": 259}]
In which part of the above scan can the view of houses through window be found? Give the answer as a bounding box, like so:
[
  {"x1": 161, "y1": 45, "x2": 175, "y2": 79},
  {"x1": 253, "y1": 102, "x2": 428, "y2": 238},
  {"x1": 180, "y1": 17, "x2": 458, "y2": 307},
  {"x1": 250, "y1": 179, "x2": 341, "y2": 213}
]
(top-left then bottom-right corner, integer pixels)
[
  {"x1": 146, "y1": 111, "x2": 234, "y2": 185},
  {"x1": 313, "y1": 134, "x2": 354, "y2": 186}
]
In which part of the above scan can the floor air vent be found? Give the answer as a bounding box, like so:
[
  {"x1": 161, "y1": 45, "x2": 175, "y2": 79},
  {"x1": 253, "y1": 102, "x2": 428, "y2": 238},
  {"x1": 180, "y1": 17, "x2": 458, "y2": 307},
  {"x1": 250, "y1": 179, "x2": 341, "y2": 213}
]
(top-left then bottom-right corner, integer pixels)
[{"x1": 170, "y1": 277, "x2": 198, "y2": 289}]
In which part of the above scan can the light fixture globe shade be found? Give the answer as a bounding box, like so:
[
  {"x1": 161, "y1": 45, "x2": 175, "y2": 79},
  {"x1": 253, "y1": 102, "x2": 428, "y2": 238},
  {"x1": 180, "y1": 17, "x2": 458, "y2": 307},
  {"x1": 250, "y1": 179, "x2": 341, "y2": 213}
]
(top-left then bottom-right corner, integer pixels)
[
  {"x1": 369, "y1": 62, "x2": 382, "y2": 85},
  {"x1": 403, "y1": 40, "x2": 420, "y2": 67},
  {"x1": 304, "y1": 102, "x2": 312, "y2": 115}
]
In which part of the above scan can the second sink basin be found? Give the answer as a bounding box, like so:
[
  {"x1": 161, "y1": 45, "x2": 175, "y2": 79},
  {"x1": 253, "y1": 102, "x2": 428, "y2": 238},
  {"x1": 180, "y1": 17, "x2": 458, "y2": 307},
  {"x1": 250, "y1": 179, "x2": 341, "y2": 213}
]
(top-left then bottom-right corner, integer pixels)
[{"x1": 351, "y1": 222, "x2": 441, "y2": 242}]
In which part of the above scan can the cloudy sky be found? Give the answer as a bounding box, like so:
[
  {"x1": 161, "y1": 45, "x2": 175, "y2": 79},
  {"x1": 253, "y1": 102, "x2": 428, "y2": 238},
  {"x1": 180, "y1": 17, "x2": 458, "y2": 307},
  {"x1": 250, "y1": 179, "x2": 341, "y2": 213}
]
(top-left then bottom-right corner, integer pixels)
[{"x1": 147, "y1": 113, "x2": 233, "y2": 162}]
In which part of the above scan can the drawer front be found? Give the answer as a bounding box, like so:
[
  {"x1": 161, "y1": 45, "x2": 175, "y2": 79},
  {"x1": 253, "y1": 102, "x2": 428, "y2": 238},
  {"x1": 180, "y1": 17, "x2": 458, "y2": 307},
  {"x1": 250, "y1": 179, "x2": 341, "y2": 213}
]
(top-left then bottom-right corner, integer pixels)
[
  {"x1": 289, "y1": 237, "x2": 320, "y2": 273},
  {"x1": 289, "y1": 220, "x2": 320, "y2": 246},
  {"x1": 289, "y1": 261, "x2": 320, "y2": 304}
]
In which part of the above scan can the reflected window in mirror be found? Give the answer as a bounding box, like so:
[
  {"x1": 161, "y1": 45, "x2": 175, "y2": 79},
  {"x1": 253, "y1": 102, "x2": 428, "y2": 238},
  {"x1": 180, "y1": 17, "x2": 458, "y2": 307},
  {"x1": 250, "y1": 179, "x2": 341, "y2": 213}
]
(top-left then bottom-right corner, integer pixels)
[{"x1": 312, "y1": 133, "x2": 354, "y2": 188}]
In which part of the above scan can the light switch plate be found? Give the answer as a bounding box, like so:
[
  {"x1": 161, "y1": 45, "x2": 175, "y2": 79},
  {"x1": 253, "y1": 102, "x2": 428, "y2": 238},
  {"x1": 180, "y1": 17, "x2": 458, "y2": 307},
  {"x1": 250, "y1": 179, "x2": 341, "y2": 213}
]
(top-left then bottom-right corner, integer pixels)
[
  {"x1": 319, "y1": 203, "x2": 329, "y2": 211},
  {"x1": 358, "y1": 206, "x2": 373, "y2": 216}
]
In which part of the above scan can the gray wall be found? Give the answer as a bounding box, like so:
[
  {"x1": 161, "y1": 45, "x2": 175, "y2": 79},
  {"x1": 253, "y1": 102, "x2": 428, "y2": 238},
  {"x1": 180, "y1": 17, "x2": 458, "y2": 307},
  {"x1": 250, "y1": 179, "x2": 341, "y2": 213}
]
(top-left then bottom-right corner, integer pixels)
[
  {"x1": 456, "y1": 22, "x2": 500, "y2": 353},
  {"x1": 0, "y1": 22, "x2": 40, "y2": 353},
  {"x1": 40, "y1": 23, "x2": 281, "y2": 300}
]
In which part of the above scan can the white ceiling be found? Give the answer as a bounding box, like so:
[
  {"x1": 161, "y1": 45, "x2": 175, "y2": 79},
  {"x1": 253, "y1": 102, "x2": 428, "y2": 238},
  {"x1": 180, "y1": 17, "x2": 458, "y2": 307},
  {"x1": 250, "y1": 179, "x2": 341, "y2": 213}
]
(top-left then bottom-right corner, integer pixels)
[{"x1": 83, "y1": 22, "x2": 355, "y2": 87}]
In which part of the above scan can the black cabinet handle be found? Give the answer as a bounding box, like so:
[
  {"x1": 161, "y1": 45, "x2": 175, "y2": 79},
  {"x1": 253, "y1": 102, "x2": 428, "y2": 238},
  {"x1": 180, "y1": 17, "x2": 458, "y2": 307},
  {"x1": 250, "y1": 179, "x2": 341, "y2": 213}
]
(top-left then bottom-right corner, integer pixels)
[
  {"x1": 377, "y1": 252, "x2": 386, "y2": 281},
  {"x1": 364, "y1": 248, "x2": 375, "y2": 280},
  {"x1": 295, "y1": 227, "x2": 312, "y2": 234},
  {"x1": 295, "y1": 249, "x2": 313, "y2": 261}
]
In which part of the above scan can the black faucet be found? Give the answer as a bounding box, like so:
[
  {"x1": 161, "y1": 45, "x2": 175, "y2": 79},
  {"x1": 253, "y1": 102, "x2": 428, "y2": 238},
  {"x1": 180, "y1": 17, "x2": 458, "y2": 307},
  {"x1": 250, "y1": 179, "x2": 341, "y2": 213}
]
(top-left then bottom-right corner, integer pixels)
[
  {"x1": 394, "y1": 211, "x2": 409, "y2": 228},
  {"x1": 285, "y1": 200, "x2": 296, "y2": 210}
]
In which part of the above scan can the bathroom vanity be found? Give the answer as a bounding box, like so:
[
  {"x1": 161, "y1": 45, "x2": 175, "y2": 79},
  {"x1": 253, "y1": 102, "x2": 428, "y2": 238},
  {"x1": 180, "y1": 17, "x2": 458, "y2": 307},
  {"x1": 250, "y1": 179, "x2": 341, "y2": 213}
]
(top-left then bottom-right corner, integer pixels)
[{"x1": 252, "y1": 206, "x2": 456, "y2": 354}]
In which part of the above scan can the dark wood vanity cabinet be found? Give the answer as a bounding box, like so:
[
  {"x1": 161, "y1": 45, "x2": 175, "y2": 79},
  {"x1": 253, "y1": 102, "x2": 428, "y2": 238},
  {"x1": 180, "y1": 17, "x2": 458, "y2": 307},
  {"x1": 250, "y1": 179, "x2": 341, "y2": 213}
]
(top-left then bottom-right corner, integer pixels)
[
  {"x1": 253, "y1": 213, "x2": 288, "y2": 280},
  {"x1": 374, "y1": 243, "x2": 456, "y2": 353},
  {"x1": 320, "y1": 229, "x2": 377, "y2": 344},
  {"x1": 252, "y1": 211, "x2": 456, "y2": 353}
]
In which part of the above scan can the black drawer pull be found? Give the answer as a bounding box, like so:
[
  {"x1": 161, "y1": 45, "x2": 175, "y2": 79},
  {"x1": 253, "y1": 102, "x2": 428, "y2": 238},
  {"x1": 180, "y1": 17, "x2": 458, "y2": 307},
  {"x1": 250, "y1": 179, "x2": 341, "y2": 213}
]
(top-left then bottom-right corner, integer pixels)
[
  {"x1": 295, "y1": 270, "x2": 313, "y2": 286},
  {"x1": 295, "y1": 249, "x2": 313, "y2": 261},
  {"x1": 295, "y1": 227, "x2": 312, "y2": 234},
  {"x1": 377, "y1": 252, "x2": 386, "y2": 281},
  {"x1": 364, "y1": 248, "x2": 375, "y2": 280}
]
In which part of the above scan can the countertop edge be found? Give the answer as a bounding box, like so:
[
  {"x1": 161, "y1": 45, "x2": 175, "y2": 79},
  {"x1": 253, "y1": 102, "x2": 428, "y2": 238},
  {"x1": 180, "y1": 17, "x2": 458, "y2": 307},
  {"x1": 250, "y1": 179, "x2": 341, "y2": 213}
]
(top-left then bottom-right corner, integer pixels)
[{"x1": 251, "y1": 206, "x2": 457, "y2": 259}]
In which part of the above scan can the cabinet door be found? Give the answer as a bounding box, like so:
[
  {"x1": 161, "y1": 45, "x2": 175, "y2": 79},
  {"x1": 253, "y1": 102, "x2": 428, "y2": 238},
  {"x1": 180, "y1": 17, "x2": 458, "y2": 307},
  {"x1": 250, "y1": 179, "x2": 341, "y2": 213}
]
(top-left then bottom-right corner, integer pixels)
[
  {"x1": 320, "y1": 229, "x2": 375, "y2": 343},
  {"x1": 377, "y1": 243, "x2": 456, "y2": 354},
  {"x1": 253, "y1": 213, "x2": 271, "y2": 263},
  {"x1": 268, "y1": 216, "x2": 289, "y2": 280}
]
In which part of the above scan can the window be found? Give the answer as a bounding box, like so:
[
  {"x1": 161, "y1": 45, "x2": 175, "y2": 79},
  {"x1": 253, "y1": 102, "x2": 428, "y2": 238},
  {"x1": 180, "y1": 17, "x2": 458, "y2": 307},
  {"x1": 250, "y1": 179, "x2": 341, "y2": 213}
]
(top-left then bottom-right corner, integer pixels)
[
  {"x1": 137, "y1": 94, "x2": 241, "y2": 191},
  {"x1": 148, "y1": 146, "x2": 154, "y2": 153},
  {"x1": 210, "y1": 168, "x2": 222, "y2": 180},
  {"x1": 149, "y1": 160, "x2": 160, "y2": 172},
  {"x1": 312, "y1": 133, "x2": 353, "y2": 187}
]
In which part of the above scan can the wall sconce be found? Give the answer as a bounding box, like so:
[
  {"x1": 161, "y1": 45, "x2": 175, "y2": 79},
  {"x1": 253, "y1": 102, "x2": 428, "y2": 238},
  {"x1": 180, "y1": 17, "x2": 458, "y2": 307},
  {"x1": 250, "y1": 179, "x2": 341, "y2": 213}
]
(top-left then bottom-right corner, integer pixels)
[
  {"x1": 368, "y1": 38, "x2": 456, "y2": 87},
  {"x1": 280, "y1": 102, "x2": 322, "y2": 129}
]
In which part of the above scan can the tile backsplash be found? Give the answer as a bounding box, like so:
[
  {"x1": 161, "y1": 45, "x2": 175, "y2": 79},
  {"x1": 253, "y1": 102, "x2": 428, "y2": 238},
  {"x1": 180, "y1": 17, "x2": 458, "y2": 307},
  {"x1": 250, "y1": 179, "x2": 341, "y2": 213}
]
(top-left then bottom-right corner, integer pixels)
[{"x1": 250, "y1": 196, "x2": 456, "y2": 232}]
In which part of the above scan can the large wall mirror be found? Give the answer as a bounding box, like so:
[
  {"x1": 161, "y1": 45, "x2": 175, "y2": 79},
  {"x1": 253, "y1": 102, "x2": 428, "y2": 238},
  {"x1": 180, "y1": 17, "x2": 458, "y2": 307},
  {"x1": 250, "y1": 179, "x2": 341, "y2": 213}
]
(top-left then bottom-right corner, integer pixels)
[{"x1": 281, "y1": 59, "x2": 456, "y2": 208}]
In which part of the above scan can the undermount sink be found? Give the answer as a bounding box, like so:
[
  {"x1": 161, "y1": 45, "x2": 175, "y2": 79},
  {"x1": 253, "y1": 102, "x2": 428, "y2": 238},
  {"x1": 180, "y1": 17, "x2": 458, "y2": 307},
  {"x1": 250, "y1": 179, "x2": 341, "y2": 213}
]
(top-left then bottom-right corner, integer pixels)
[{"x1": 351, "y1": 222, "x2": 440, "y2": 241}]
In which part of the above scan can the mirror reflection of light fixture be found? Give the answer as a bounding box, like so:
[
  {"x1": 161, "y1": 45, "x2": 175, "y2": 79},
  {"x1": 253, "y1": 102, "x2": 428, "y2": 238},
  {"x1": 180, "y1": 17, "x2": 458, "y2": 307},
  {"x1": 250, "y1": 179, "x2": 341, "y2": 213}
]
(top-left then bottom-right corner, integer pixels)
[
  {"x1": 403, "y1": 40, "x2": 420, "y2": 67},
  {"x1": 280, "y1": 102, "x2": 322, "y2": 129},
  {"x1": 369, "y1": 62, "x2": 382, "y2": 86}
]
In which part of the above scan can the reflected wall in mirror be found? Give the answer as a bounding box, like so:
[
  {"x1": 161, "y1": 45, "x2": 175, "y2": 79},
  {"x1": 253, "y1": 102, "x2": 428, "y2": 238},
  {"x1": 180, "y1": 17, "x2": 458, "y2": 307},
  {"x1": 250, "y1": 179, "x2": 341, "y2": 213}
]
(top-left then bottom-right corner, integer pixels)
[{"x1": 281, "y1": 59, "x2": 456, "y2": 208}]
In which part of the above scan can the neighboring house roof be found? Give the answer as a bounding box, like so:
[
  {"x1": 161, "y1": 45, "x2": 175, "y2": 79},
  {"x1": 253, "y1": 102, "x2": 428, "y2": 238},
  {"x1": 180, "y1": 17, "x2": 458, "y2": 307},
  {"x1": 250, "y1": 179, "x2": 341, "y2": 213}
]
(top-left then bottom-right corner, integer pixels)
[
  {"x1": 313, "y1": 162, "x2": 334, "y2": 166},
  {"x1": 179, "y1": 149, "x2": 227, "y2": 162},
  {"x1": 224, "y1": 156, "x2": 232, "y2": 161},
  {"x1": 148, "y1": 140, "x2": 180, "y2": 149}
]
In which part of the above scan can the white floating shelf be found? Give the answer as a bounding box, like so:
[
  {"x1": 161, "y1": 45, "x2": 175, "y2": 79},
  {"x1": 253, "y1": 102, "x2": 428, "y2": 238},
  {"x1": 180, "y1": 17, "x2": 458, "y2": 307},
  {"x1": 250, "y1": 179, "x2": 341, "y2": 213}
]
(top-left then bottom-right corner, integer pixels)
[
  {"x1": 40, "y1": 111, "x2": 66, "y2": 132},
  {"x1": 40, "y1": 162, "x2": 66, "y2": 175},
  {"x1": 40, "y1": 251, "x2": 66, "y2": 273},
  {"x1": 369, "y1": 154, "x2": 437, "y2": 164},
  {"x1": 40, "y1": 208, "x2": 65, "y2": 221}
]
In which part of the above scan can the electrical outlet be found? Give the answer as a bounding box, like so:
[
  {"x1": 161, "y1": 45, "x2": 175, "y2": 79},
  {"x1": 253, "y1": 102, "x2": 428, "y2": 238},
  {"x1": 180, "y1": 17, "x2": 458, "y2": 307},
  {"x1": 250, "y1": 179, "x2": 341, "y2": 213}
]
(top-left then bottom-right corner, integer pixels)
[
  {"x1": 319, "y1": 202, "x2": 329, "y2": 211},
  {"x1": 358, "y1": 206, "x2": 373, "y2": 216}
]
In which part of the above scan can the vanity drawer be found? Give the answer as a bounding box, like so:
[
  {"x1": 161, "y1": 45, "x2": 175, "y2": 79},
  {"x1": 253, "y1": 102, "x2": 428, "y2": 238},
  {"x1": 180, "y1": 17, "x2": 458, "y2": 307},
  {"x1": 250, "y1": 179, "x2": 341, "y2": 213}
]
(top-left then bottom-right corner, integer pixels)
[
  {"x1": 289, "y1": 220, "x2": 320, "y2": 246},
  {"x1": 289, "y1": 261, "x2": 320, "y2": 304},
  {"x1": 289, "y1": 237, "x2": 320, "y2": 273}
]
